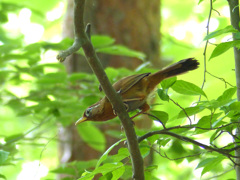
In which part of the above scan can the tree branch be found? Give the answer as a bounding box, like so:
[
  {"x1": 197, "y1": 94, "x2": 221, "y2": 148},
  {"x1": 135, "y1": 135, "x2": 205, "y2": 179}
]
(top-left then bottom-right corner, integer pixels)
[
  {"x1": 228, "y1": 0, "x2": 240, "y2": 179},
  {"x1": 57, "y1": 0, "x2": 144, "y2": 179},
  {"x1": 138, "y1": 130, "x2": 240, "y2": 164}
]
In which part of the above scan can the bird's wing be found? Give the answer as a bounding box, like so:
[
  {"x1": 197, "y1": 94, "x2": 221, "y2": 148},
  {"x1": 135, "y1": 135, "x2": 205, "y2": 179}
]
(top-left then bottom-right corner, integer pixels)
[{"x1": 112, "y1": 73, "x2": 151, "y2": 94}]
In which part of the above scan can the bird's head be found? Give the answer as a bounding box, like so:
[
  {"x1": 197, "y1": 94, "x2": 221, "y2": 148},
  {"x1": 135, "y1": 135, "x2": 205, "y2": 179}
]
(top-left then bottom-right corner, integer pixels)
[{"x1": 75, "y1": 99, "x2": 116, "y2": 125}]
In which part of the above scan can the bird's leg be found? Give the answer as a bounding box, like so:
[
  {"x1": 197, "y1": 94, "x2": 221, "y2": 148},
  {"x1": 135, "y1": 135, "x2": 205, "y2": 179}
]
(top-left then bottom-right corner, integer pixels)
[
  {"x1": 112, "y1": 102, "x2": 129, "y2": 115},
  {"x1": 130, "y1": 103, "x2": 150, "y2": 120}
]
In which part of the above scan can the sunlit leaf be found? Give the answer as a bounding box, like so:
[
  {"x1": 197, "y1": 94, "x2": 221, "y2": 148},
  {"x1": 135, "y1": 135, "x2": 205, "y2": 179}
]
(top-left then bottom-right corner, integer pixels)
[
  {"x1": 178, "y1": 105, "x2": 205, "y2": 119},
  {"x1": 111, "y1": 166, "x2": 125, "y2": 180},
  {"x1": 197, "y1": 113, "x2": 222, "y2": 129},
  {"x1": 110, "y1": 148, "x2": 129, "y2": 162},
  {"x1": 196, "y1": 156, "x2": 225, "y2": 176},
  {"x1": 204, "y1": 25, "x2": 238, "y2": 41},
  {"x1": 209, "y1": 40, "x2": 240, "y2": 60},
  {"x1": 217, "y1": 87, "x2": 237, "y2": 103},
  {"x1": 95, "y1": 162, "x2": 124, "y2": 175},
  {"x1": 160, "y1": 77, "x2": 177, "y2": 89},
  {"x1": 198, "y1": 0, "x2": 204, "y2": 4},
  {"x1": 171, "y1": 80, "x2": 207, "y2": 97},
  {"x1": 80, "y1": 162, "x2": 124, "y2": 180},
  {"x1": 95, "y1": 138, "x2": 126, "y2": 168}
]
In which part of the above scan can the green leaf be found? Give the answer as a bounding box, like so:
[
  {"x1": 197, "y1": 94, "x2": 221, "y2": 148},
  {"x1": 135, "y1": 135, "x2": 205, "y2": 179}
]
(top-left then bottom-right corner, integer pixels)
[
  {"x1": 157, "y1": 89, "x2": 169, "y2": 101},
  {"x1": 145, "y1": 165, "x2": 158, "y2": 172},
  {"x1": 209, "y1": 40, "x2": 240, "y2": 60},
  {"x1": 37, "y1": 72, "x2": 67, "y2": 84},
  {"x1": 31, "y1": 63, "x2": 65, "y2": 72},
  {"x1": 229, "y1": 101, "x2": 240, "y2": 112},
  {"x1": 157, "y1": 138, "x2": 171, "y2": 147},
  {"x1": 41, "y1": 38, "x2": 73, "y2": 50},
  {"x1": 80, "y1": 162, "x2": 124, "y2": 180},
  {"x1": 51, "y1": 166, "x2": 75, "y2": 175},
  {"x1": 171, "y1": 80, "x2": 207, "y2": 97},
  {"x1": 99, "y1": 173, "x2": 112, "y2": 180},
  {"x1": 51, "y1": 160, "x2": 98, "y2": 175},
  {"x1": 0, "y1": 150, "x2": 9, "y2": 164},
  {"x1": 204, "y1": 25, "x2": 238, "y2": 41},
  {"x1": 111, "y1": 166, "x2": 125, "y2": 180},
  {"x1": 160, "y1": 77, "x2": 177, "y2": 89},
  {"x1": 217, "y1": 87, "x2": 237, "y2": 103},
  {"x1": 2, "y1": 0, "x2": 59, "y2": 14},
  {"x1": 110, "y1": 148, "x2": 130, "y2": 162},
  {"x1": 95, "y1": 162, "x2": 124, "y2": 175},
  {"x1": 0, "y1": 12, "x2": 8, "y2": 23},
  {"x1": 198, "y1": 0, "x2": 204, "y2": 4},
  {"x1": 171, "y1": 140, "x2": 186, "y2": 155},
  {"x1": 68, "y1": 73, "x2": 89, "y2": 82},
  {"x1": 178, "y1": 105, "x2": 205, "y2": 118},
  {"x1": 197, "y1": 112, "x2": 222, "y2": 129},
  {"x1": 196, "y1": 157, "x2": 225, "y2": 176},
  {"x1": 140, "y1": 144, "x2": 150, "y2": 158},
  {"x1": 150, "y1": 110, "x2": 169, "y2": 125},
  {"x1": 92, "y1": 35, "x2": 115, "y2": 48},
  {"x1": 97, "y1": 45, "x2": 146, "y2": 60},
  {"x1": 77, "y1": 123, "x2": 106, "y2": 152},
  {"x1": 105, "y1": 130, "x2": 122, "y2": 139},
  {"x1": 5, "y1": 134, "x2": 24, "y2": 144},
  {"x1": 0, "y1": 174, "x2": 7, "y2": 180},
  {"x1": 95, "y1": 138, "x2": 126, "y2": 168}
]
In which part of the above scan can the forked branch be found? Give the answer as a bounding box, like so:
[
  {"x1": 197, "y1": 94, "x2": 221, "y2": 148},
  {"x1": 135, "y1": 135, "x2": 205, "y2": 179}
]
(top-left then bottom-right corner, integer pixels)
[{"x1": 57, "y1": 0, "x2": 144, "y2": 179}]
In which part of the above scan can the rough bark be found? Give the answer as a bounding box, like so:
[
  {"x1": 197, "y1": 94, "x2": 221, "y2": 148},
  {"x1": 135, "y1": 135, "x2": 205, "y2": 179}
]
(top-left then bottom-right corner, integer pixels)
[{"x1": 228, "y1": 0, "x2": 240, "y2": 179}]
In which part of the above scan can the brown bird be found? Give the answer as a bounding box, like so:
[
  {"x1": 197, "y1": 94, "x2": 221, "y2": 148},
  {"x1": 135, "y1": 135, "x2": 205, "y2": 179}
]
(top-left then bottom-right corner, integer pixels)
[{"x1": 75, "y1": 58, "x2": 199, "y2": 125}]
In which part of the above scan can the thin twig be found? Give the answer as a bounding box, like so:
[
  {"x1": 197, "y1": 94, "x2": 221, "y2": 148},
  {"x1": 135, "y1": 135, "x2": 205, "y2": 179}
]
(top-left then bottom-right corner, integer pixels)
[
  {"x1": 199, "y1": 0, "x2": 214, "y2": 102},
  {"x1": 206, "y1": 71, "x2": 234, "y2": 88},
  {"x1": 169, "y1": 98, "x2": 192, "y2": 125},
  {"x1": 150, "y1": 145, "x2": 202, "y2": 161}
]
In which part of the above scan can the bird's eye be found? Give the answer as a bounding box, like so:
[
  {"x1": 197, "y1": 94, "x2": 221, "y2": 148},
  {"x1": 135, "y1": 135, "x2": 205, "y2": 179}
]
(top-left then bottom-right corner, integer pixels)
[{"x1": 85, "y1": 108, "x2": 92, "y2": 117}]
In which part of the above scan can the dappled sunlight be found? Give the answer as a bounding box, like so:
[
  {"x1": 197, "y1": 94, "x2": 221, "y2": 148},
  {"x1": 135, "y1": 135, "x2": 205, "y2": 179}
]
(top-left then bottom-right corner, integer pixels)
[{"x1": 17, "y1": 161, "x2": 48, "y2": 180}]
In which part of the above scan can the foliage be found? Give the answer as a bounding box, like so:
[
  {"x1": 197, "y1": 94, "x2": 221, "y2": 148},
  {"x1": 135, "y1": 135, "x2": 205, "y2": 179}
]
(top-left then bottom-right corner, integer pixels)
[{"x1": 0, "y1": 0, "x2": 239, "y2": 180}]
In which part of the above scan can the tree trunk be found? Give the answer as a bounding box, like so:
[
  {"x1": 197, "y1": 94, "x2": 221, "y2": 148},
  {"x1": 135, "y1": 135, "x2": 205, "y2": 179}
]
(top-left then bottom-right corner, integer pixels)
[
  {"x1": 58, "y1": 0, "x2": 161, "y2": 178},
  {"x1": 228, "y1": 0, "x2": 240, "y2": 179}
]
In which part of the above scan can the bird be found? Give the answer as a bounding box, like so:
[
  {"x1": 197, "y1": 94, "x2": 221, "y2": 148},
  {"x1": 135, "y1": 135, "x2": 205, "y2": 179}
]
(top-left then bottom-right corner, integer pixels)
[{"x1": 75, "y1": 58, "x2": 199, "y2": 125}]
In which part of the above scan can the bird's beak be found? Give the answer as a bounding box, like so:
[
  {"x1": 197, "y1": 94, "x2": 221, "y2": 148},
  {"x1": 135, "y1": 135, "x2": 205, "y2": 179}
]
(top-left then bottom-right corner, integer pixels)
[{"x1": 75, "y1": 117, "x2": 88, "y2": 125}]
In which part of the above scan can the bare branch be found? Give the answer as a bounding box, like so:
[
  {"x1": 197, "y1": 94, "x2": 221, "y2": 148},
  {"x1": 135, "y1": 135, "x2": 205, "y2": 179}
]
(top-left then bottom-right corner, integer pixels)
[
  {"x1": 56, "y1": 0, "x2": 144, "y2": 179},
  {"x1": 138, "y1": 130, "x2": 240, "y2": 163}
]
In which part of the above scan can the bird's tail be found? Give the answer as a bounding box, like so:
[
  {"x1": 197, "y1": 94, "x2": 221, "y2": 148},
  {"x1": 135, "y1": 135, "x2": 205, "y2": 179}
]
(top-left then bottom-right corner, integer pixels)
[{"x1": 148, "y1": 58, "x2": 199, "y2": 87}]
